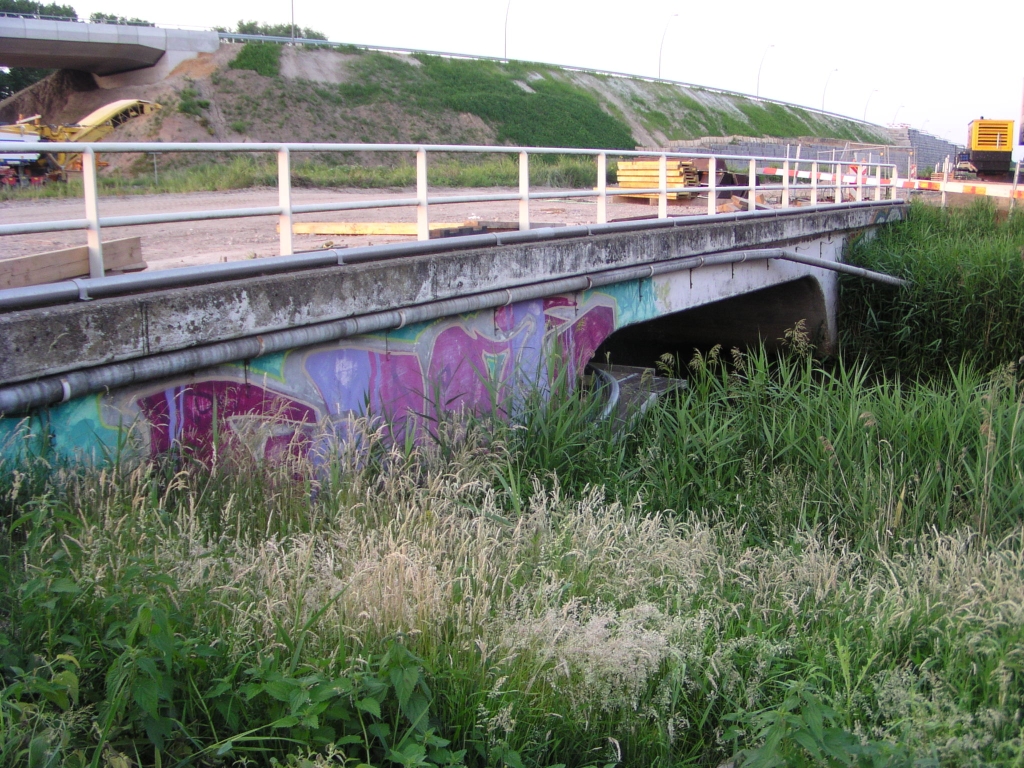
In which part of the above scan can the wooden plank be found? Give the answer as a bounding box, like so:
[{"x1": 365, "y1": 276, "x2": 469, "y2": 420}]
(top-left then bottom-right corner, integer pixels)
[
  {"x1": 732, "y1": 194, "x2": 771, "y2": 211},
  {"x1": 0, "y1": 237, "x2": 145, "y2": 289},
  {"x1": 290, "y1": 222, "x2": 440, "y2": 236}
]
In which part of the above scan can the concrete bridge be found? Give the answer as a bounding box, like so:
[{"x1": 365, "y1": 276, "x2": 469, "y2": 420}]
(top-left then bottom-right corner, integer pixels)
[
  {"x1": 0, "y1": 15, "x2": 219, "y2": 83},
  {"x1": 0, "y1": 199, "x2": 906, "y2": 462}
]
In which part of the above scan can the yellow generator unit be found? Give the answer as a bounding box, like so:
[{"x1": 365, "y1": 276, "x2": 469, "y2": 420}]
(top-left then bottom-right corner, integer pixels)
[{"x1": 966, "y1": 118, "x2": 1014, "y2": 179}]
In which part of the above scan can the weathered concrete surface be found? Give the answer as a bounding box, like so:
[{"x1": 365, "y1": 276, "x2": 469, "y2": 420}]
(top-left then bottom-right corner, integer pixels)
[
  {"x1": 0, "y1": 204, "x2": 904, "y2": 385},
  {"x1": 0, "y1": 17, "x2": 219, "y2": 75}
]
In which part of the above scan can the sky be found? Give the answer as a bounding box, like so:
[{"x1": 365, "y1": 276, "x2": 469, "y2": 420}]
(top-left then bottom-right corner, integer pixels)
[{"x1": 71, "y1": 0, "x2": 1024, "y2": 156}]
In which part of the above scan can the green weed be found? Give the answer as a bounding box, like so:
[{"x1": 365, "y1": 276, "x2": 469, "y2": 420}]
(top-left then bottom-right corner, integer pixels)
[
  {"x1": 842, "y1": 200, "x2": 1024, "y2": 377},
  {"x1": 230, "y1": 42, "x2": 283, "y2": 77}
]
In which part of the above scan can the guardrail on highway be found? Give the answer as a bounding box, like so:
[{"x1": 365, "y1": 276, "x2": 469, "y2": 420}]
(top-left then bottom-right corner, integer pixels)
[{"x1": 0, "y1": 141, "x2": 898, "y2": 280}]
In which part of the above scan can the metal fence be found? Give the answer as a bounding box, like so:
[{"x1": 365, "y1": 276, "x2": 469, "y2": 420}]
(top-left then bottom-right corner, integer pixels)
[{"x1": 0, "y1": 141, "x2": 898, "y2": 280}]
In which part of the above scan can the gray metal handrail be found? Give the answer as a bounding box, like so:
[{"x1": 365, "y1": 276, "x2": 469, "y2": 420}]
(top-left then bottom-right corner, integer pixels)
[{"x1": 0, "y1": 140, "x2": 898, "y2": 280}]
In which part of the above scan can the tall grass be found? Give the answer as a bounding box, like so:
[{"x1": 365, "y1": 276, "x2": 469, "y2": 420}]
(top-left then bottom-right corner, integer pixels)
[
  {"x1": 841, "y1": 200, "x2": 1024, "y2": 377},
  {"x1": 3, "y1": 343, "x2": 1024, "y2": 767},
  {"x1": 3, "y1": 201, "x2": 1024, "y2": 767},
  {"x1": 507, "y1": 344, "x2": 1024, "y2": 546}
]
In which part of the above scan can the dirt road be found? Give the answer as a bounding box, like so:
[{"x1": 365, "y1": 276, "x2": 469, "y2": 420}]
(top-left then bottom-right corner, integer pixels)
[{"x1": 0, "y1": 187, "x2": 705, "y2": 272}]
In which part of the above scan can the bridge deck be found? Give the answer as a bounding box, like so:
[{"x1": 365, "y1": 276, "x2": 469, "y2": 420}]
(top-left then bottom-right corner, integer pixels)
[
  {"x1": 0, "y1": 17, "x2": 219, "y2": 74},
  {"x1": 0, "y1": 201, "x2": 905, "y2": 413}
]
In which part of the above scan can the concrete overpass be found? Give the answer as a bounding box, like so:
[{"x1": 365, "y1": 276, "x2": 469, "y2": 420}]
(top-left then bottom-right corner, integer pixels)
[
  {"x1": 0, "y1": 16, "x2": 218, "y2": 80},
  {"x1": 0, "y1": 201, "x2": 907, "y2": 461}
]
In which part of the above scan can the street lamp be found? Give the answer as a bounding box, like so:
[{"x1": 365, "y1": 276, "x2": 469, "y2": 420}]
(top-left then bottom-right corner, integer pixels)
[
  {"x1": 756, "y1": 44, "x2": 773, "y2": 98},
  {"x1": 892, "y1": 105, "x2": 905, "y2": 124},
  {"x1": 863, "y1": 89, "x2": 878, "y2": 121},
  {"x1": 821, "y1": 68, "x2": 838, "y2": 114},
  {"x1": 290, "y1": 0, "x2": 295, "y2": 45},
  {"x1": 657, "y1": 14, "x2": 678, "y2": 80},
  {"x1": 504, "y1": 0, "x2": 512, "y2": 60}
]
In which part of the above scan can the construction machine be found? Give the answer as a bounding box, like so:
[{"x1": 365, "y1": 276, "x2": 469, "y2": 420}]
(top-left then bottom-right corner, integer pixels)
[
  {"x1": 0, "y1": 99, "x2": 160, "y2": 184},
  {"x1": 955, "y1": 118, "x2": 1016, "y2": 181}
]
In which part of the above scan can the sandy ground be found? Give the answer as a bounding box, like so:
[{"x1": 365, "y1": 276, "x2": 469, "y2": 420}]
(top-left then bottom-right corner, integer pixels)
[{"x1": 0, "y1": 187, "x2": 708, "y2": 272}]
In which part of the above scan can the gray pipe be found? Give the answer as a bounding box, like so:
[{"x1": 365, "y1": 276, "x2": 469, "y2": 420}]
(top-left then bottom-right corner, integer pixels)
[
  {"x1": 0, "y1": 200, "x2": 904, "y2": 311},
  {"x1": 0, "y1": 245, "x2": 907, "y2": 415},
  {"x1": 590, "y1": 366, "x2": 621, "y2": 421},
  {"x1": 779, "y1": 250, "x2": 910, "y2": 286}
]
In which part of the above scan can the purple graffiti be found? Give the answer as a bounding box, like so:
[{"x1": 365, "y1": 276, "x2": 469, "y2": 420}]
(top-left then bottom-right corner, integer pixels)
[
  {"x1": 126, "y1": 297, "x2": 615, "y2": 458},
  {"x1": 137, "y1": 380, "x2": 317, "y2": 461},
  {"x1": 543, "y1": 297, "x2": 616, "y2": 379}
]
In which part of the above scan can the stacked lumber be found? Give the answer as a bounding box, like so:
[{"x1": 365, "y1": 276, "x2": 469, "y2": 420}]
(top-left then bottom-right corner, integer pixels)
[{"x1": 607, "y1": 158, "x2": 699, "y2": 201}]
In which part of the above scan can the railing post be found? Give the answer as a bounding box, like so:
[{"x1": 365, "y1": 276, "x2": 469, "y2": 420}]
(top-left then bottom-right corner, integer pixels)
[
  {"x1": 835, "y1": 162, "x2": 843, "y2": 204},
  {"x1": 747, "y1": 157, "x2": 756, "y2": 212},
  {"x1": 855, "y1": 157, "x2": 863, "y2": 202},
  {"x1": 791, "y1": 150, "x2": 800, "y2": 207},
  {"x1": 417, "y1": 148, "x2": 429, "y2": 241},
  {"x1": 519, "y1": 151, "x2": 530, "y2": 231},
  {"x1": 277, "y1": 147, "x2": 293, "y2": 256},
  {"x1": 941, "y1": 156, "x2": 949, "y2": 209},
  {"x1": 707, "y1": 155, "x2": 716, "y2": 216},
  {"x1": 658, "y1": 153, "x2": 668, "y2": 219},
  {"x1": 811, "y1": 160, "x2": 818, "y2": 206},
  {"x1": 82, "y1": 147, "x2": 104, "y2": 279},
  {"x1": 873, "y1": 160, "x2": 882, "y2": 201},
  {"x1": 781, "y1": 158, "x2": 790, "y2": 208},
  {"x1": 596, "y1": 152, "x2": 607, "y2": 224},
  {"x1": 1011, "y1": 159, "x2": 1021, "y2": 212}
]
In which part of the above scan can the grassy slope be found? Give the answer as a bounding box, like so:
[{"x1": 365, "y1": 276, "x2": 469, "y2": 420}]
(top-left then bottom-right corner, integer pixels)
[{"x1": 201, "y1": 44, "x2": 887, "y2": 149}]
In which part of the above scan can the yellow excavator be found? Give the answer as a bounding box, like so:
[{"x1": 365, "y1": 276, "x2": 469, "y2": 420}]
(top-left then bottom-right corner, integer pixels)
[{"x1": 0, "y1": 99, "x2": 160, "y2": 184}]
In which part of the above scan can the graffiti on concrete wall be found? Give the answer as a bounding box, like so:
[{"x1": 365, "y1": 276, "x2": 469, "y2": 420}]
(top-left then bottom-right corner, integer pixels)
[{"x1": 0, "y1": 279, "x2": 659, "y2": 462}]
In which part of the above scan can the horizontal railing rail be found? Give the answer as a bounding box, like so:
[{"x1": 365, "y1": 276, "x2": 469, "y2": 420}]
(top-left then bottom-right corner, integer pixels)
[{"x1": 0, "y1": 141, "x2": 899, "y2": 280}]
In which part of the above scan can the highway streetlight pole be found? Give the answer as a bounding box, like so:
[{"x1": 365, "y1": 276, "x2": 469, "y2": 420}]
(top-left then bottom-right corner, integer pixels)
[
  {"x1": 658, "y1": 14, "x2": 678, "y2": 80},
  {"x1": 821, "y1": 68, "x2": 838, "y2": 114},
  {"x1": 290, "y1": 0, "x2": 295, "y2": 45},
  {"x1": 863, "y1": 89, "x2": 878, "y2": 121},
  {"x1": 892, "y1": 105, "x2": 905, "y2": 124},
  {"x1": 504, "y1": 0, "x2": 512, "y2": 60},
  {"x1": 756, "y1": 44, "x2": 773, "y2": 98}
]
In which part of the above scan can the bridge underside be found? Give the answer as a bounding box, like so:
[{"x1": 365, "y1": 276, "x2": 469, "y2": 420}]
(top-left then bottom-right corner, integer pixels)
[
  {"x1": 0, "y1": 18, "x2": 220, "y2": 76},
  {"x1": 0, "y1": 39, "x2": 164, "y2": 75},
  {"x1": 0, "y1": 203, "x2": 904, "y2": 461},
  {"x1": 598, "y1": 276, "x2": 829, "y2": 366}
]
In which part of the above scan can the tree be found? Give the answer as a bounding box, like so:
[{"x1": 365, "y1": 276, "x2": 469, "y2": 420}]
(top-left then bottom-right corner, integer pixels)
[
  {"x1": 234, "y1": 20, "x2": 327, "y2": 40},
  {"x1": 89, "y1": 12, "x2": 153, "y2": 26},
  {"x1": 0, "y1": 0, "x2": 76, "y2": 18}
]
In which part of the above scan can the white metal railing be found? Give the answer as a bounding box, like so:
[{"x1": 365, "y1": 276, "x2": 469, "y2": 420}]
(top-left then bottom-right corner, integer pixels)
[{"x1": 0, "y1": 141, "x2": 899, "y2": 279}]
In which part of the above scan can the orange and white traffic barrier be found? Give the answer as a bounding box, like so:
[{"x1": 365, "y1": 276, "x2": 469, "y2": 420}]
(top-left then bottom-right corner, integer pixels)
[
  {"x1": 889, "y1": 177, "x2": 1024, "y2": 200},
  {"x1": 761, "y1": 165, "x2": 885, "y2": 185}
]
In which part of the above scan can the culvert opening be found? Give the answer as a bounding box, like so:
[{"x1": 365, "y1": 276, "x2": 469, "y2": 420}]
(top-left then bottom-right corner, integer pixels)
[{"x1": 592, "y1": 276, "x2": 829, "y2": 371}]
